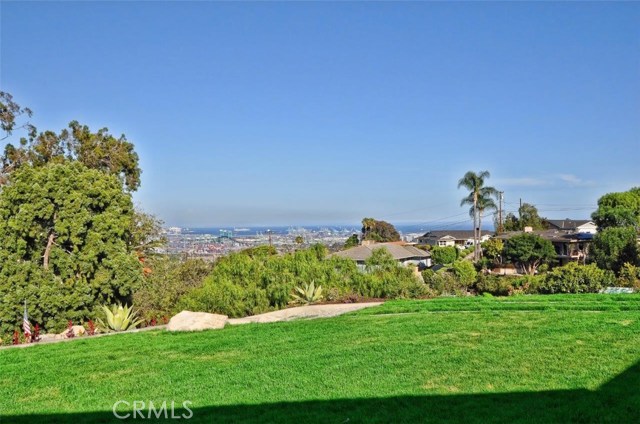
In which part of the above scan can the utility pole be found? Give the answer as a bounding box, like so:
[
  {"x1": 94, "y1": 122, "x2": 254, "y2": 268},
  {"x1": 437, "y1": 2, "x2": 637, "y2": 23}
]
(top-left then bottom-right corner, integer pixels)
[
  {"x1": 519, "y1": 198, "x2": 522, "y2": 221},
  {"x1": 266, "y1": 229, "x2": 273, "y2": 247},
  {"x1": 498, "y1": 191, "x2": 504, "y2": 234}
]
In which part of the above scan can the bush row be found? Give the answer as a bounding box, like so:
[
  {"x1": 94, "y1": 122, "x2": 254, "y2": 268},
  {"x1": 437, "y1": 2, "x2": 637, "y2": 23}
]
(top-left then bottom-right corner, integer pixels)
[
  {"x1": 423, "y1": 261, "x2": 637, "y2": 297},
  {"x1": 174, "y1": 245, "x2": 430, "y2": 318}
]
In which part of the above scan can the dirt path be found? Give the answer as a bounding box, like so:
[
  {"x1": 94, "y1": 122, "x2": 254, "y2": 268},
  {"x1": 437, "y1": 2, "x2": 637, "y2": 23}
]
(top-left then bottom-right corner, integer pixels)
[{"x1": 228, "y1": 302, "x2": 383, "y2": 325}]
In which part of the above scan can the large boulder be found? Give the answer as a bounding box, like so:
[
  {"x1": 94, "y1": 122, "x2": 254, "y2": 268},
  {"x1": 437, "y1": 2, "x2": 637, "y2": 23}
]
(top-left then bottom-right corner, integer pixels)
[{"x1": 167, "y1": 311, "x2": 228, "y2": 332}]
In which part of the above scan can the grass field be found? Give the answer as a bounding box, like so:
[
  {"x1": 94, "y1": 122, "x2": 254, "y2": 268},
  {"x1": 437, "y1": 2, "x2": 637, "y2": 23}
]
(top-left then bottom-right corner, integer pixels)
[{"x1": 1, "y1": 294, "x2": 640, "y2": 423}]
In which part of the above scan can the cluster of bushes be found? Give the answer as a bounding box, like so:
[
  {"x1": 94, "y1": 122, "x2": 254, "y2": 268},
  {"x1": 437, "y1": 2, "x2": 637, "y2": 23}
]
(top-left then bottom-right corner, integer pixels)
[
  {"x1": 421, "y1": 260, "x2": 477, "y2": 295},
  {"x1": 423, "y1": 261, "x2": 628, "y2": 297},
  {"x1": 177, "y1": 244, "x2": 430, "y2": 317},
  {"x1": 417, "y1": 245, "x2": 475, "y2": 266}
]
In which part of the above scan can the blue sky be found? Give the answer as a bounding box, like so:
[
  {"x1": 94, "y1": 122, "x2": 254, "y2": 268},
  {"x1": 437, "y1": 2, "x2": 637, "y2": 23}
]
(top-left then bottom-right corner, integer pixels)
[{"x1": 1, "y1": 2, "x2": 638, "y2": 227}]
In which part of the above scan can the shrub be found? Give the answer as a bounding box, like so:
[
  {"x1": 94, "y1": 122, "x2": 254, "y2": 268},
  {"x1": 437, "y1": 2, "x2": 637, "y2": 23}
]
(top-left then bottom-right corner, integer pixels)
[
  {"x1": 133, "y1": 256, "x2": 212, "y2": 321},
  {"x1": 431, "y1": 246, "x2": 458, "y2": 265},
  {"x1": 424, "y1": 270, "x2": 467, "y2": 295},
  {"x1": 475, "y1": 274, "x2": 514, "y2": 296},
  {"x1": 538, "y1": 263, "x2": 614, "y2": 294},
  {"x1": 618, "y1": 263, "x2": 640, "y2": 289},
  {"x1": 451, "y1": 260, "x2": 477, "y2": 289},
  {"x1": 179, "y1": 278, "x2": 270, "y2": 318}
]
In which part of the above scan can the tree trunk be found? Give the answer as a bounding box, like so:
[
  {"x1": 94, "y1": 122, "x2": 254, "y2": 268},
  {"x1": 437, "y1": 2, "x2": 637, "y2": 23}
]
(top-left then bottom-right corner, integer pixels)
[
  {"x1": 473, "y1": 191, "x2": 478, "y2": 262},
  {"x1": 478, "y1": 213, "x2": 483, "y2": 259},
  {"x1": 43, "y1": 214, "x2": 56, "y2": 270},
  {"x1": 43, "y1": 231, "x2": 55, "y2": 270}
]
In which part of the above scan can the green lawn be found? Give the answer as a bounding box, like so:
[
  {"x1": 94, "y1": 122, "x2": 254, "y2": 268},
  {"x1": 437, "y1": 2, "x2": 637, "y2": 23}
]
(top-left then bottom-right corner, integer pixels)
[{"x1": 1, "y1": 294, "x2": 640, "y2": 423}]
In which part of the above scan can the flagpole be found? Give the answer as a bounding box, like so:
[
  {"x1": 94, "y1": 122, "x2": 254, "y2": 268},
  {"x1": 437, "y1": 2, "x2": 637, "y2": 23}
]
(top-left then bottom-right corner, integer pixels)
[{"x1": 23, "y1": 300, "x2": 32, "y2": 343}]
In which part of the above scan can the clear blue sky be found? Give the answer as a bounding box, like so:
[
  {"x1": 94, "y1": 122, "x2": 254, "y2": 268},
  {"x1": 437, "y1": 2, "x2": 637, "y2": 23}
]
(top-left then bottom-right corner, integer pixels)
[{"x1": 1, "y1": 2, "x2": 638, "y2": 227}]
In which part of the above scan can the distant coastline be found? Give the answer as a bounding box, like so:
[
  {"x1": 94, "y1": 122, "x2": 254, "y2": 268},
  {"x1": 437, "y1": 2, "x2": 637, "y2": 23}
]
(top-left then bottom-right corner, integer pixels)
[{"x1": 178, "y1": 222, "x2": 476, "y2": 236}]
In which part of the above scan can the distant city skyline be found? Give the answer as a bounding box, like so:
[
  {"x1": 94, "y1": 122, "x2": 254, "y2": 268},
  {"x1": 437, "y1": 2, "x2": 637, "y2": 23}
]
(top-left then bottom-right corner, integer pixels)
[{"x1": 2, "y1": 2, "x2": 638, "y2": 227}]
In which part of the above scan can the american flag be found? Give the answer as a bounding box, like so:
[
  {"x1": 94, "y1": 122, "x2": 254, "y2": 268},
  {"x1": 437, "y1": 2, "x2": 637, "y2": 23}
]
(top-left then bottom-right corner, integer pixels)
[{"x1": 23, "y1": 302, "x2": 31, "y2": 341}]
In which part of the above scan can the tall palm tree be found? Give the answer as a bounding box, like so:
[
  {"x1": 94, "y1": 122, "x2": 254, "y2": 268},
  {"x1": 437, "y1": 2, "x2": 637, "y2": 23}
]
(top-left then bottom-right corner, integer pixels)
[
  {"x1": 474, "y1": 187, "x2": 498, "y2": 257},
  {"x1": 458, "y1": 171, "x2": 497, "y2": 261}
]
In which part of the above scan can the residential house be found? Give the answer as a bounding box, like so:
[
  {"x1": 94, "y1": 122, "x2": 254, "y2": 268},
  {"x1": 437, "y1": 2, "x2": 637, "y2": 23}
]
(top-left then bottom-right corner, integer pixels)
[
  {"x1": 333, "y1": 242, "x2": 432, "y2": 270},
  {"x1": 497, "y1": 227, "x2": 594, "y2": 268},
  {"x1": 545, "y1": 219, "x2": 598, "y2": 234},
  {"x1": 417, "y1": 230, "x2": 492, "y2": 248}
]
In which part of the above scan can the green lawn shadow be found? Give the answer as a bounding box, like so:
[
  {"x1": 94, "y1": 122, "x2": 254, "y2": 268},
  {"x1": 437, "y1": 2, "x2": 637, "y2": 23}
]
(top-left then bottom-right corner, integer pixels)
[{"x1": 4, "y1": 360, "x2": 639, "y2": 423}]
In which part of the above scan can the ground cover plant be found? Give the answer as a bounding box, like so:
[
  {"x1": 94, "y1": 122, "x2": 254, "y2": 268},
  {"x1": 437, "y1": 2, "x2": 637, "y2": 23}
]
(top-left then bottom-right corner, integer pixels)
[{"x1": 1, "y1": 294, "x2": 639, "y2": 423}]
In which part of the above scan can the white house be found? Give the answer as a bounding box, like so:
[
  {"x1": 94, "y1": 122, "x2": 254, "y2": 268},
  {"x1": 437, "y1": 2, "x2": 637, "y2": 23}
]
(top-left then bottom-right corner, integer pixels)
[{"x1": 545, "y1": 219, "x2": 598, "y2": 234}]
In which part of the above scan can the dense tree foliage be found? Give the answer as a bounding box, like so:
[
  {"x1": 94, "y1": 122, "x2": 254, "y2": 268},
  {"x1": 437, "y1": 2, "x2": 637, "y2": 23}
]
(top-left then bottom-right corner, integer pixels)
[
  {"x1": 590, "y1": 188, "x2": 640, "y2": 275},
  {"x1": 0, "y1": 92, "x2": 150, "y2": 336},
  {"x1": 538, "y1": 263, "x2": 613, "y2": 294},
  {"x1": 430, "y1": 246, "x2": 458, "y2": 265},
  {"x1": 503, "y1": 203, "x2": 547, "y2": 231},
  {"x1": 344, "y1": 234, "x2": 360, "y2": 249},
  {"x1": 361, "y1": 218, "x2": 400, "y2": 242},
  {"x1": 503, "y1": 233, "x2": 556, "y2": 275},
  {"x1": 0, "y1": 163, "x2": 143, "y2": 333},
  {"x1": 1, "y1": 92, "x2": 141, "y2": 190},
  {"x1": 591, "y1": 227, "x2": 640, "y2": 274},
  {"x1": 482, "y1": 238, "x2": 504, "y2": 264},
  {"x1": 2, "y1": 120, "x2": 141, "y2": 191},
  {"x1": 591, "y1": 187, "x2": 640, "y2": 230},
  {"x1": 451, "y1": 260, "x2": 477, "y2": 287}
]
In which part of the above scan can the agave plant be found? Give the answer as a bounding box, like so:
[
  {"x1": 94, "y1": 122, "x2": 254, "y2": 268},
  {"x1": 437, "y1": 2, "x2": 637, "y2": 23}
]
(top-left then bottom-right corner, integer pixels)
[
  {"x1": 291, "y1": 281, "x2": 323, "y2": 305},
  {"x1": 96, "y1": 303, "x2": 144, "y2": 332}
]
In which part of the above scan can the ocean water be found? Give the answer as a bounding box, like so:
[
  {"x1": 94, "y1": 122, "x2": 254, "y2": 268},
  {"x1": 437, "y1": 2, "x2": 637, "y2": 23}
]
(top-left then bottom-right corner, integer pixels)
[{"x1": 186, "y1": 222, "x2": 474, "y2": 236}]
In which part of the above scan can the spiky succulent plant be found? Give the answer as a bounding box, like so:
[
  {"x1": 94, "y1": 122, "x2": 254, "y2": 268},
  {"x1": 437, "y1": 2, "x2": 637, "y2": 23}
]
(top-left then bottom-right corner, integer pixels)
[
  {"x1": 96, "y1": 303, "x2": 144, "y2": 332},
  {"x1": 291, "y1": 281, "x2": 323, "y2": 305}
]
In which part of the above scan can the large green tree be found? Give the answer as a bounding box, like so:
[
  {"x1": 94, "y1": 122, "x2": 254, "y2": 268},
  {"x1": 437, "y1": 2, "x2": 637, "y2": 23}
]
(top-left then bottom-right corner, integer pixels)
[
  {"x1": 0, "y1": 91, "x2": 35, "y2": 141},
  {"x1": 458, "y1": 170, "x2": 497, "y2": 261},
  {"x1": 591, "y1": 227, "x2": 640, "y2": 274},
  {"x1": 1, "y1": 93, "x2": 141, "y2": 191},
  {"x1": 503, "y1": 203, "x2": 547, "y2": 231},
  {"x1": 0, "y1": 162, "x2": 143, "y2": 333},
  {"x1": 503, "y1": 233, "x2": 556, "y2": 275},
  {"x1": 590, "y1": 188, "x2": 640, "y2": 274},
  {"x1": 592, "y1": 187, "x2": 640, "y2": 230},
  {"x1": 361, "y1": 218, "x2": 401, "y2": 242},
  {"x1": 2, "y1": 121, "x2": 141, "y2": 191}
]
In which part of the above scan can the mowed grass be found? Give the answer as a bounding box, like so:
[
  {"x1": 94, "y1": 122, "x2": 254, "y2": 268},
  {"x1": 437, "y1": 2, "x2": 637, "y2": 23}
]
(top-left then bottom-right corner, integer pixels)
[{"x1": 1, "y1": 294, "x2": 640, "y2": 423}]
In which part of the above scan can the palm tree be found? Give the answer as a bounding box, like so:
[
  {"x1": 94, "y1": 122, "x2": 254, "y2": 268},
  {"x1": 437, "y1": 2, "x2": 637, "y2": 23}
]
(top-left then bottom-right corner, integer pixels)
[{"x1": 458, "y1": 171, "x2": 497, "y2": 261}]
